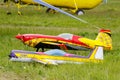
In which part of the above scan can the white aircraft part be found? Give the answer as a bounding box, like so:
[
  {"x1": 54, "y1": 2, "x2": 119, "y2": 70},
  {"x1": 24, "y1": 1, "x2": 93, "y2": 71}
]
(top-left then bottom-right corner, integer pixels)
[
  {"x1": 10, "y1": 58, "x2": 33, "y2": 62},
  {"x1": 45, "y1": 59, "x2": 84, "y2": 65},
  {"x1": 95, "y1": 46, "x2": 103, "y2": 60}
]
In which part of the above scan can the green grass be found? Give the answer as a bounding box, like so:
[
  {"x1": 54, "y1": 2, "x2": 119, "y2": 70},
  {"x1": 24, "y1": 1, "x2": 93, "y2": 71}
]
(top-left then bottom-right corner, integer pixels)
[{"x1": 0, "y1": 0, "x2": 120, "y2": 80}]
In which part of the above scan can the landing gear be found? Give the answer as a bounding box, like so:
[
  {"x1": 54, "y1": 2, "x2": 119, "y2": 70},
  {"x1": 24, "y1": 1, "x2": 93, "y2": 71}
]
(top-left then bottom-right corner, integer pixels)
[
  {"x1": 46, "y1": 8, "x2": 56, "y2": 14},
  {"x1": 18, "y1": 11, "x2": 22, "y2": 15},
  {"x1": 36, "y1": 48, "x2": 39, "y2": 52},
  {"x1": 76, "y1": 10, "x2": 84, "y2": 15},
  {"x1": 36, "y1": 47, "x2": 44, "y2": 52},
  {"x1": 7, "y1": 11, "x2": 12, "y2": 15}
]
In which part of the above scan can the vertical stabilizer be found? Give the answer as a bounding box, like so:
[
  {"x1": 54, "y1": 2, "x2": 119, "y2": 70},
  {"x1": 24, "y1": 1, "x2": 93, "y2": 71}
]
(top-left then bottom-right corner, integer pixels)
[
  {"x1": 89, "y1": 46, "x2": 103, "y2": 60},
  {"x1": 96, "y1": 29, "x2": 112, "y2": 50},
  {"x1": 94, "y1": 46, "x2": 103, "y2": 60}
]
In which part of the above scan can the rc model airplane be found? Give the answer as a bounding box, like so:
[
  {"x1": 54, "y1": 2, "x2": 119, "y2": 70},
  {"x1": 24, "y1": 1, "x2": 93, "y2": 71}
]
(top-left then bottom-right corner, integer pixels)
[
  {"x1": 9, "y1": 46, "x2": 103, "y2": 65},
  {"x1": 4, "y1": 0, "x2": 103, "y2": 15},
  {"x1": 15, "y1": 29, "x2": 112, "y2": 52}
]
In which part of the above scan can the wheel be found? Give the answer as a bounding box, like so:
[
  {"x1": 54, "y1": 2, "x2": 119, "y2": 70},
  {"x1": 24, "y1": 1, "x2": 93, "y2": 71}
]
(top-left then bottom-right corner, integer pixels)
[
  {"x1": 46, "y1": 8, "x2": 56, "y2": 14},
  {"x1": 76, "y1": 10, "x2": 84, "y2": 15},
  {"x1": 7, "y1": 11, "x2": 11, "y2": 15}
]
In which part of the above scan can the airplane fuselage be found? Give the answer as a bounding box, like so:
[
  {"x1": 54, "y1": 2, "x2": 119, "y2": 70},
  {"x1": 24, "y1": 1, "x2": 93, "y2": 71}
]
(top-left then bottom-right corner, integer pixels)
[
  {"x1": 15, "y1": 29, "x2": 112, "y2": 51},
  {"x1": 21, "y1": 0, "x2": 102, "y2": 9}
]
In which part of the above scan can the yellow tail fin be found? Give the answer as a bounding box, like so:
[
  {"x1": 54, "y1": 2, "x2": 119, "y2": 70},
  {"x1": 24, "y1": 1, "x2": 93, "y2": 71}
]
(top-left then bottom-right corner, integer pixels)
[{"x1": 96, "y1": 29, "x2": 112, "y2": 50}]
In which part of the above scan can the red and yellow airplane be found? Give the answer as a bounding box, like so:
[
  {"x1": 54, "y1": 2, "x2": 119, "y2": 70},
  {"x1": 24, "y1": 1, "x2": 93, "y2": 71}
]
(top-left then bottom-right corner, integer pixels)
[
  {"x1": 4, "y1": 0, "x2": 102, "y2": 15},
  {"x1": 15, "y1": 29, "x2": 112, "y2": 52}
]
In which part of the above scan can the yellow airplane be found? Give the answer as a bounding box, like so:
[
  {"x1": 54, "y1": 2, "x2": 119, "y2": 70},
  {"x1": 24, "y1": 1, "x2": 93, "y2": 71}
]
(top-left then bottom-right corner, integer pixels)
[
  {"x1": 9, "y1": 46, "x2": 103, "y2": 65},
  {"x1": 4, "y1": 0, "x2": 102, "y2": 15}
]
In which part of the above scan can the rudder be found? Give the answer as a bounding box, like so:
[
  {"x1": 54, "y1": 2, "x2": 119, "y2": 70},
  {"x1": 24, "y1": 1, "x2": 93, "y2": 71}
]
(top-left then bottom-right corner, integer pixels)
[{"x1": 95, "y1": 29, "x2": 112, "y2": 50}]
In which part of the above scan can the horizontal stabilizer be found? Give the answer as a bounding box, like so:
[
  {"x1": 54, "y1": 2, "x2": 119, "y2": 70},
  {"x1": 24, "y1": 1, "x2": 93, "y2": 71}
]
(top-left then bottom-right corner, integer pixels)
[{"x1": 90, "y1": 46, "x2": 103, "y2": 60}]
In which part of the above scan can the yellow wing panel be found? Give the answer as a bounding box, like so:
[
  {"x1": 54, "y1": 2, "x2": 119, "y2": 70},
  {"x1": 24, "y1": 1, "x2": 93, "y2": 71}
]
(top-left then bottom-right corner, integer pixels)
[
  {"x1": 21, "y1": 0, "x2": 102, "y2": 9},
  {"x1": 44, "y1": 0, "x2": 102, "y2": 9}
]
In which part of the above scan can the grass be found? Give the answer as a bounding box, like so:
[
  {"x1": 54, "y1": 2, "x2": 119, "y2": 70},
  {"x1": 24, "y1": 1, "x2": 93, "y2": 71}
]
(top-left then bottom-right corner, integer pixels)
[{"x1": 0, "y1": 0, "x2": 120, "y2": 80}]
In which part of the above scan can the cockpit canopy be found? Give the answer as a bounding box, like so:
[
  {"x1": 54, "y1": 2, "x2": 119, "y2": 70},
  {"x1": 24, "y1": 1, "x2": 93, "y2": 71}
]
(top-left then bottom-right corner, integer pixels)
[{"x1": 58, "y1": 33, "x2": 73, "y2": 40}]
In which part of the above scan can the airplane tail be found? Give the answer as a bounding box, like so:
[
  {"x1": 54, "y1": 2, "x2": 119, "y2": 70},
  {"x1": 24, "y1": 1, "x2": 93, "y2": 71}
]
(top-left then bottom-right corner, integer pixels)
[
  {"x1": 95, "y1": 29, "x2": 112, "y2": 50},
  {"x1": 89, "y1": 46, "x2": 103, "y2": 60}
]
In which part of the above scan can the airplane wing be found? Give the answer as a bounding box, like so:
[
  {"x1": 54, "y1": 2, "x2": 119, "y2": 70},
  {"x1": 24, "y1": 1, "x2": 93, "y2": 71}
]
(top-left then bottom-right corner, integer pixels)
[
  {"x1": 34, "y1": 0, "x2": 88, "y2": 24},
  {"x1": 10, "y1": 57, "x2": 59, "y2": 65},
  {"x1": 32, "y1": 58, "x2": 59, "y2": 65}
]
